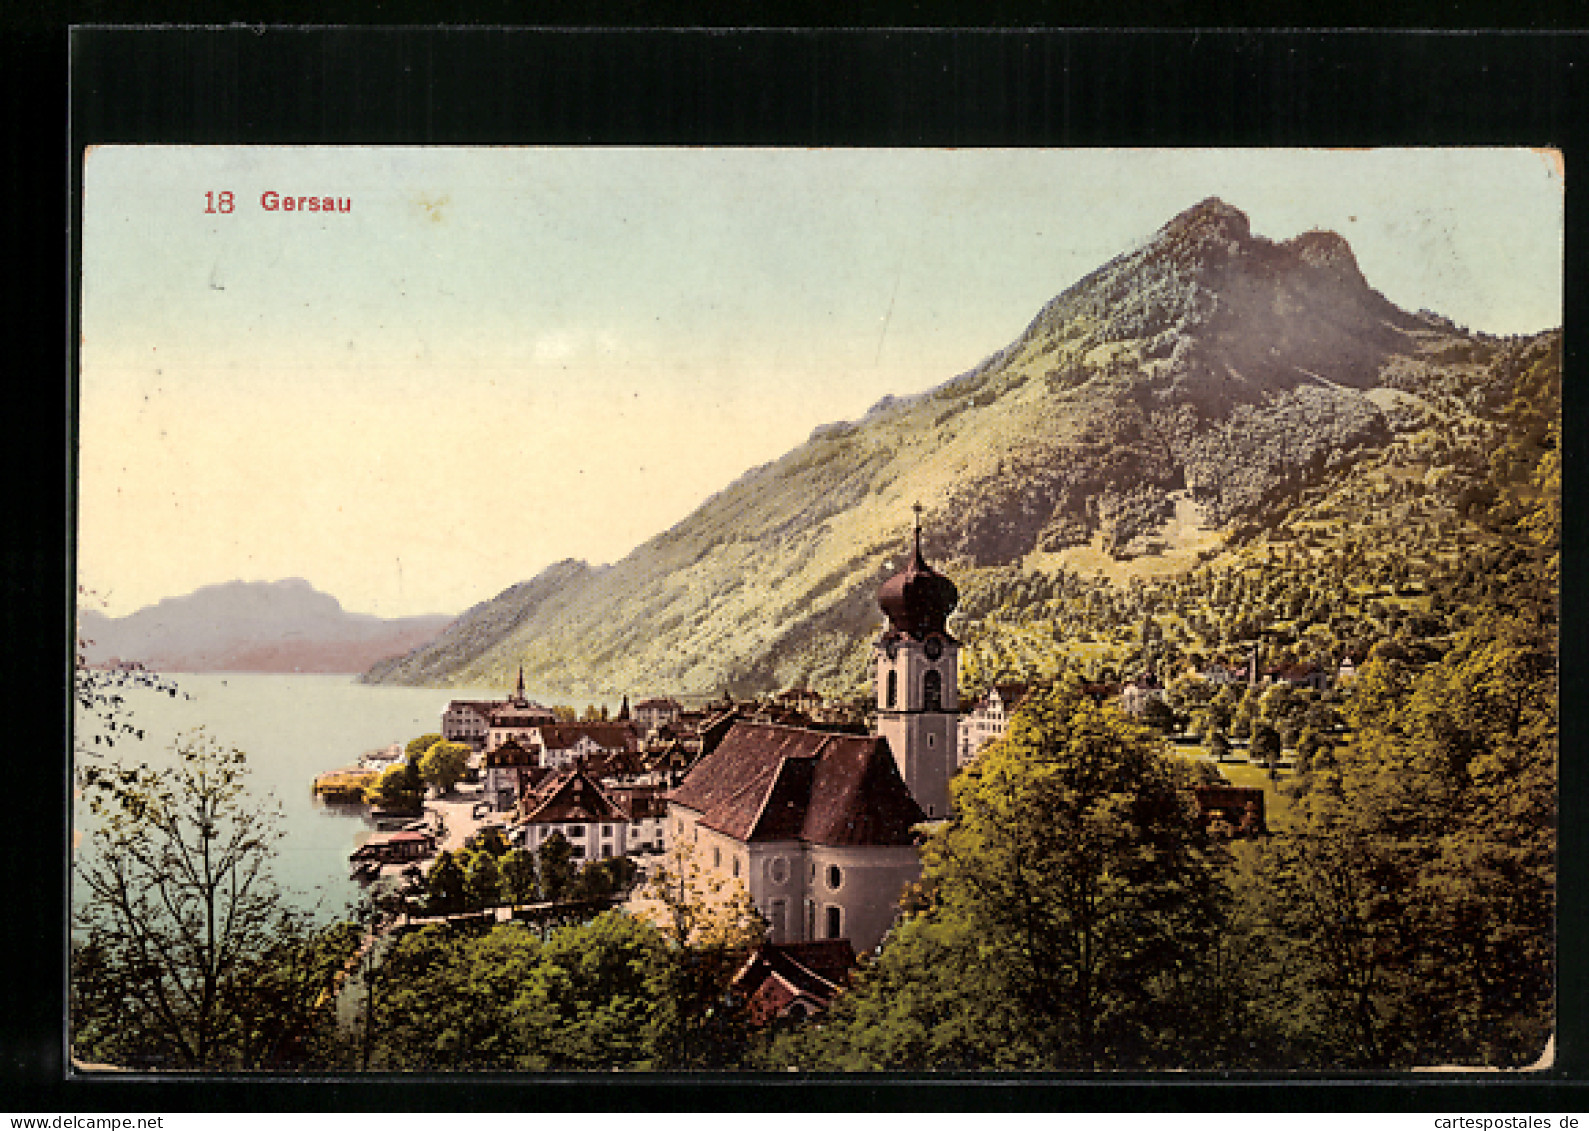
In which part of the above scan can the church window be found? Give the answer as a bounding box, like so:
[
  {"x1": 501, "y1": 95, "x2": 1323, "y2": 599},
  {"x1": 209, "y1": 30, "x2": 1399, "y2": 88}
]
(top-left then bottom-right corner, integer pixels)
[
  {"x1": 826, "y1": 905, "x2": 842, "y2": 939},
  {"x1": 806, "y1": 900, "x2": 816, "y2": 940},
  {"x1": 886, "y1": 669, "x2": 897, "y2": 709},
  {"x1": 713, "y1": 846, "x2": 721, "y2": 868},
  {"x1": 827, "y1": 864, "x2": 842, "y2": 890},
  {"x1": 923, "y1": 670, "x2": 942, "y2": 711},
  {"x1": 769, "y1": 856, "x2": 790, "y2": 885},
  {"x1": 733, "y1": 857, "x2": 741, "y2": 878}
]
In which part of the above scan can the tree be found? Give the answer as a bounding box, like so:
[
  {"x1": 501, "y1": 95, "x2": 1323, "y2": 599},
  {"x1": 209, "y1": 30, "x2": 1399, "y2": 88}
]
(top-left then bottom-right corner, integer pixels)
[
  {"x1": 514, "y1": 912, "x2": 672, "y2": 1069},
  {"x1": 633, "y1": 841, "x2": 766, "y2": 1069},
  {"x1": 637, "y1": 840, "x2": 766, "y2": 950},
  {"x1": 424, "y1": 851, "x2": 466, "y2": 915},
  {"x1": 73, "y1": 731, "x2": 301, "y2": 1068},
  {"x1": 537, "y1": 833, "x2": 576, "y2": 904},
  {"x1": 1250, "y1": 723, "x2": 1281, "y2": 769},
  {"x1": 405, "y1": 733, "x2": 443, "y2": 761},
  {"x1": 365, "y1": 761, "x2": 423, "y2": 811},
  {"x1": 418, "y1": 740, "x2": 470, "y2": 796},
  {"x1": 799, "y1": 679, "x2": 1232, "y2": 1070},
  {"x1": 464, "y1": 851, "x2": 504, "y2": 911},
  {"x1": 572, "y1": 855, "x2": 638, "y2": 901},
  {"x1": 1141, "y1": 697, "x2": 1177, "y2": 735},
  {"x1": 1208, "y1": 729, "x2": 1232, "y2": 763},
  {"x1": 468, "y1": 824, "x2": 510, "y2": 858},
  {"x1": 500, "y1": 848, "x2": 539, "y2": 907}
]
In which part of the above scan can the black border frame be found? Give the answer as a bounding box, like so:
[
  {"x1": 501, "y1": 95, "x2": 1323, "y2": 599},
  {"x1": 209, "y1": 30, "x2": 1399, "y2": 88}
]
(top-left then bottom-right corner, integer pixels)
[{"x1": 9, "y1": 21, "x2": 1586, "y2": 1112}]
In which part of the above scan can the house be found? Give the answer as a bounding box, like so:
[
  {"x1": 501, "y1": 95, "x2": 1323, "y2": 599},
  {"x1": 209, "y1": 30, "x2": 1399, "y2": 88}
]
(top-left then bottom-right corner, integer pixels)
[
  {"x1": 358, "y1": 742, "x2": 406, "y2": 771},
  {"x1": 956, "y1": 681, "x2": 1032, "y2": 767},
  {"x1": 667, "y1": 721, "x2": 927, "y2": 953},
  {"x1": 1336, "y1": 656, "x2": 1358, "y2": 684},
  {"x1": 605, "y1": 783, "x2": 670, "y2": 854},
  {"x1": 526, "y1": 722, "x2": 641, "y2": 769},
  {"x1": 441, "y1": 700, "x2": 499, "y2": 752},
  {"x1": 1119, "y1": 671, "x2": 1166, "y2": 717},
  {"x1": 1203, "y1": 651, "x2": 1259, "y2": 688},
  {"x1": 1272, "y1": 661, "x2": 1329, "y2": 692},
  {"x1": 631, "y1": 697, "x2": 683, "y2": 734},
  {"x1": 445, "y1": 667, "x2": 557, "y2": 752},
  {"x1": 482, "y1": 737, "x2": 546, "y2": 812},
  {"x1": 728, "y1": 939, "x2": 857, "y2": 1027},
  {"x1": 514, "y1": 762, "x2": 635, "y2": 861},
  {"x1": 1192, "y1": 785, "x2": 1267, "y2": 838}
]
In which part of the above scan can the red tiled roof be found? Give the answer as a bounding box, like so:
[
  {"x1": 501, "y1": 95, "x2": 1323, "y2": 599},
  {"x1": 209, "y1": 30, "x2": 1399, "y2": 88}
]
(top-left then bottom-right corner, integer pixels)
[
  {"x1": 731, "y1": 940, "x2": 856, "y2": 1027},
  {"x1": 669, "y1": 722, "x2": 925, "y2": 847},
  {"x1": 484, "y1": 738, "x2": 536, "y2": 767},
  {"x1": 520, "y1": 765, "x2": 628, "y2": 825},
  {"x1": 534, "y1": 722, "x2": 640, "y2": 752}
]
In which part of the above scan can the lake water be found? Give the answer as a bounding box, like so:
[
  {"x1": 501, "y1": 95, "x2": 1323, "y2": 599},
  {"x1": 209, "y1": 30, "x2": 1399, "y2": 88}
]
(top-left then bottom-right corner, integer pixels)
[{"x1": 71, "y1": 672, "x2": 522, "y2": 920}]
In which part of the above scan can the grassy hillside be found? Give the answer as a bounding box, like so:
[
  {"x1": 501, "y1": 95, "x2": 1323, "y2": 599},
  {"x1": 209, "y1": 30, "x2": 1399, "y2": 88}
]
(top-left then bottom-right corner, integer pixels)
[{"x1": 363, "y1": 200, "x2": 1553, "y2": 701}]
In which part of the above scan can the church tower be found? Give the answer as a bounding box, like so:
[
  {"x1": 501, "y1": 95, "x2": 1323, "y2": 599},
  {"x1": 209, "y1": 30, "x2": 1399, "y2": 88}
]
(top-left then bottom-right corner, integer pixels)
[{"x1": 874, "y1": 506, "x2": 959, "y2": 819}]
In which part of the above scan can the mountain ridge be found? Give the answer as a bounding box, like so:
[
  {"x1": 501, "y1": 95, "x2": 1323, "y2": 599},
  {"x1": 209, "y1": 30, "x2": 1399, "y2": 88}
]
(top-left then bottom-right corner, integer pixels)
[
  {"x1": 362, "y1": 198, "x2": 1540, "y2": 699},
  {"x1": 79, "y1": 578, "x2": 456, "y2": 673}
]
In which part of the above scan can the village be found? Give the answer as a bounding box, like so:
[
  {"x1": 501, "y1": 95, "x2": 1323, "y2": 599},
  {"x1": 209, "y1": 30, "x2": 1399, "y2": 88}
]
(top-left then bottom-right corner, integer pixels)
[{"x1": 306, "y1": 517, "x2": 1361, "y2": 1026}]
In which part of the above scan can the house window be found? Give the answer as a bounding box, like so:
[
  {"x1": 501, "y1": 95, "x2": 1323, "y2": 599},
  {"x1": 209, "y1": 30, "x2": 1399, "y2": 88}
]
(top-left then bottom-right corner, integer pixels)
[
  {"x1": 769, "y1": 856, "x2": 789, "y2": 885},
  {"x1": 827, "y1": 864, "x2": 842, "y2": 890},
  {"x1": 886, "y1": 669, "x2": 897, "y2": 709},
  {"x1": 826, "y1": 905, "x2": 842, "y2": 940},
  {"x1": 806, "y1": 900, "x2": 815, "y2": 941},
  {"x1": 568, "y1": 826, "x2": 584, "y2": 837},
  {"x1": 923, "y1": 670, "x2": 942, "y2": 711},
  {"x1": 601, "y1": 825, "x2": 612, "y2": 837},
  {"x1": 601, "y1": 844, "x2": 613, "y2": 859},
  {"x1": 733, "y1": 857, "x2": 741, "y2": 878},
  {"x1": 713, "y1": 846, "x2": 721, "y2": 868}
]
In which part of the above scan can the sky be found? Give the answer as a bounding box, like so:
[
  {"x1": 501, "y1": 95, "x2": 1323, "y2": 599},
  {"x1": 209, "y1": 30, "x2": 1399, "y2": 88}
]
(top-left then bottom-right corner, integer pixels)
[{"x1": 78, "y1": 147, "x2": 1563, "y2": 620}]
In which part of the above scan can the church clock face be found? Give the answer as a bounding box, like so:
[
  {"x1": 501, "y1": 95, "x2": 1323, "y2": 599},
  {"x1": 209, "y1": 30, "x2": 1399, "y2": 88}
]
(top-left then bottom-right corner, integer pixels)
[{"x1": 925, "y1": 637, "x2": 943, "y2": 661}]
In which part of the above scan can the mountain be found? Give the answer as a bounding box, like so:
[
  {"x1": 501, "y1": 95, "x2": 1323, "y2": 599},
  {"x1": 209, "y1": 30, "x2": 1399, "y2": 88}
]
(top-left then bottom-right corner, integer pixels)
[
  {"x1": 363, "y1": 198, "x2": 1539, "y2": 699},
  {"x1": 78, "y1": 579, "x2": 455, "y2": 673}
]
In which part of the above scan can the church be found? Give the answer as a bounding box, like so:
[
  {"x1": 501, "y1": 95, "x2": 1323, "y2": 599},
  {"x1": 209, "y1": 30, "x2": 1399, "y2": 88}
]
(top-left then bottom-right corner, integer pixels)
[{"x1": 664, "y1": 513, "x2": 961, "y2": 953}]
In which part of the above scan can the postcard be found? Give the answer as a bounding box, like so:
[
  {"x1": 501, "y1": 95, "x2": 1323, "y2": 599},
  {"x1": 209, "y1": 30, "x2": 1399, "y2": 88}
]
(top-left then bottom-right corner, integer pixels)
[{"x1": 73, "y1": 146, "x2": 1561, "y2": 1074}]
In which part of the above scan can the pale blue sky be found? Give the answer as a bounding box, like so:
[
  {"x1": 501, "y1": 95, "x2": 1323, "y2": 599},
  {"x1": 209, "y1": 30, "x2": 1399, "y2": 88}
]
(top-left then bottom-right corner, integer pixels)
[{"x1": 79, "y1": 147, "x2": 1563, "y2": 618}]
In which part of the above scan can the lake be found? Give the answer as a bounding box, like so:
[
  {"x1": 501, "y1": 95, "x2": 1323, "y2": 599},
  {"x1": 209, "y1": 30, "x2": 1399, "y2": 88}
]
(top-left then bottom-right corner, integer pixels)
[{"x1": 71, "y1": 672, "x2": 539, "y2": 920}]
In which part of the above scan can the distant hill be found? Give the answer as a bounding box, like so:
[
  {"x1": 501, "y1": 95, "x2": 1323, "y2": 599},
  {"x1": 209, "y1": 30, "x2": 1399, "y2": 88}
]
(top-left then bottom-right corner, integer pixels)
[
  {"x1": 363, "y1": 197, "x2": 1544, "y2": 700},
  {"x1": 78, "y1": 579, "x2": 455, "y2": 673}
]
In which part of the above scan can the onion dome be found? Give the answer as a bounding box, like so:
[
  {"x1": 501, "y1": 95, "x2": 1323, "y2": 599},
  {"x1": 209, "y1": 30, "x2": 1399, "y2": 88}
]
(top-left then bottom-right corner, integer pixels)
[{"x1": 878, "y1": 511, "x2": 959, "y2": 640}]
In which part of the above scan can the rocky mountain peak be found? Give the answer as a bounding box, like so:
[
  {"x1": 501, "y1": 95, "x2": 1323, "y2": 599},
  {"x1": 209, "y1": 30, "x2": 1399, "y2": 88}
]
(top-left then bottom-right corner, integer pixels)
[{"x1": 1157, "y1": 196, "x2": 1253, "y2": 251}]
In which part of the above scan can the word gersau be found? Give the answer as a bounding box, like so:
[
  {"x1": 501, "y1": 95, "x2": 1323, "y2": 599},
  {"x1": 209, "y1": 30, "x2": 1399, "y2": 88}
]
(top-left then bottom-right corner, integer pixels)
[{"x1": 260, "y1": 191, "x2": 352, "y2": 213}]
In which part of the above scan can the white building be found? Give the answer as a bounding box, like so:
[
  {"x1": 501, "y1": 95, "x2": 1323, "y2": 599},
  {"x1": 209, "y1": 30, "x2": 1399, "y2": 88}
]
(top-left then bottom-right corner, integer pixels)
[
  {"x1": 524, "y1": 722, "x2": 641, "y2": 769},
  {"x1": 515, "y1": 763, "x2": 635, "y2": 862},
  {"x1": 956, "y1": 682, "x2": 1032, "y2": 767},
  {"x1": 666, "y1": 721, "x2": 926, "y2": 953}
]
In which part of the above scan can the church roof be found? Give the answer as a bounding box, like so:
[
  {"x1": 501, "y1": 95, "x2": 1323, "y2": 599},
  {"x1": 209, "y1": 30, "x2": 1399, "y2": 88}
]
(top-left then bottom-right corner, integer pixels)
[{"x1": 669, "y1": 722, "x2": 925, "y2": 847}]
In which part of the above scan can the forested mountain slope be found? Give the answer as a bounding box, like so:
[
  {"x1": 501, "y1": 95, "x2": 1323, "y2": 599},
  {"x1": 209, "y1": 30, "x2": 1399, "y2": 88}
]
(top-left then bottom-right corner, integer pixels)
[{"x1": 364, "y1": 198, "x2": 1547, "y2": 698}]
